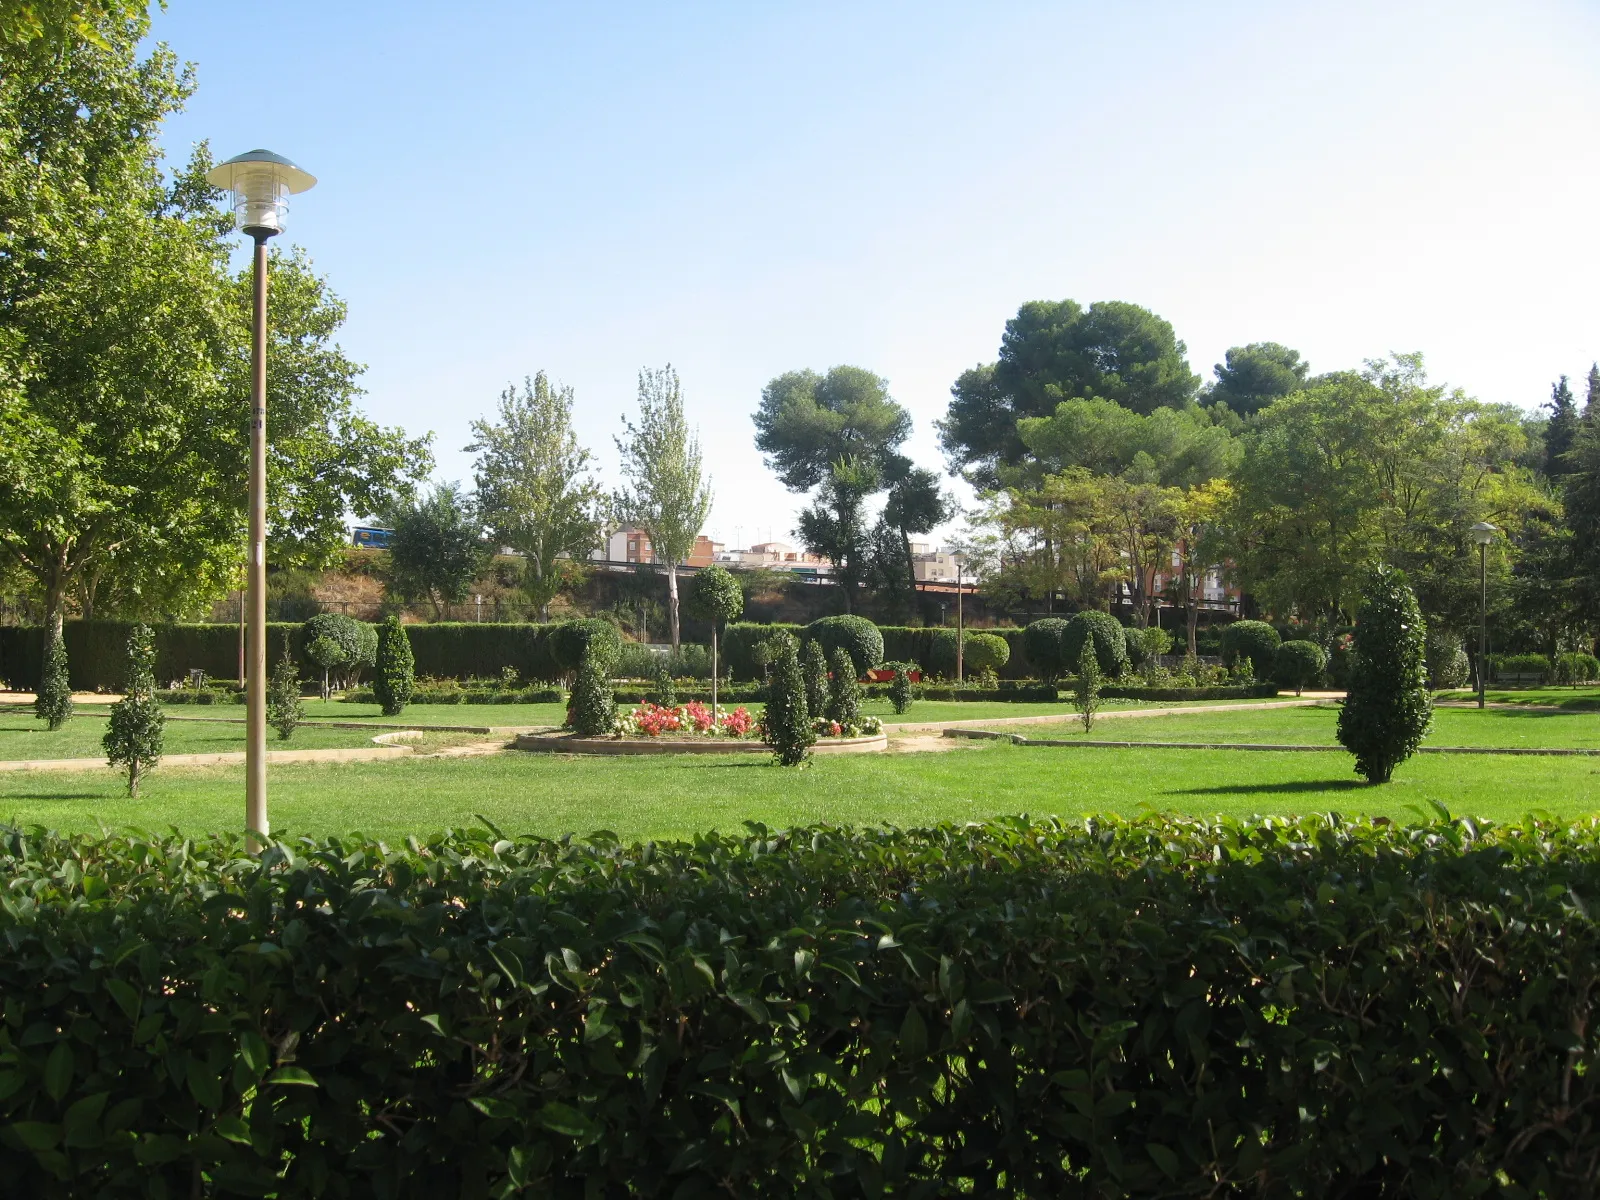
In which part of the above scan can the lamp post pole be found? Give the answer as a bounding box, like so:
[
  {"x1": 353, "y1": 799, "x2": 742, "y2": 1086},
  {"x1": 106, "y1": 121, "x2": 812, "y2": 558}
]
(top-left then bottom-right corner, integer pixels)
[
  {"x1": 246, "y1": 233, "x2": 270, "y2": 846},
  {"x1": 1478, "y1": 538, "x2": 1488, "y2": 710},
  {"x1": 955, "y1": 559, "x2": 964, "y2": 685}
]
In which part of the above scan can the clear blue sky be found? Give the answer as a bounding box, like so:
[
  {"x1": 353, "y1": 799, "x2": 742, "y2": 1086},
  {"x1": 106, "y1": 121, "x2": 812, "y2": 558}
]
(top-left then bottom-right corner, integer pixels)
[{"x1": 148, "y1": 1, "x2": 1600, "y2": 548}]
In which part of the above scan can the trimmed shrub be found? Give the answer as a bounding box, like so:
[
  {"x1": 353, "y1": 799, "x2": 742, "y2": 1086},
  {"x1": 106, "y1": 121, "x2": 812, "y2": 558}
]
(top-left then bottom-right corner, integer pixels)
[
  {"x1": 551, "y1": 618, "x2": 623, "y2": 675},
  {"x1": 1062, "y1": 611, "x2": 1129, "y2": 679},
  {"x1": 35, "y1": 625, "x2": 71, "y2": 730},
  {"x1": 1338, "y1": 568, "x2": 1432, "y2": 783},
  {"x1": 803, "y1": 615, "x2": 884, "y2": 677},
  {"x1": 1425, "y1": 632, "x2": 1471, "y2": 690},
  {"x1": 824, "y1": 646, "x2": 863, "y2": 726},
  {"x1": 1124, "y1": 625, "x2": 1173, "y2": 670},
  {"x1": 6, "y1": 815, "x2": 1598, "y2": 1196},
  {"x1": 1554, "y1": 652, "x2": 1600, "y2": 685},
  {"x1": 722, "y1": 622, "x2": 803, "y2": 681},
  {"x1": 372, "y1": 616, "x2": 415, "y2": 716},
  {"x1": 1493, "y1": 652, "x2": 1552, "y2": 681},
  {"x1": 101, "y1": 624, "x2": 163, "y2": 797},
  {"x1": 300, "y1": 613, "x2": 374, "y2": 689},
  {"x1": 802, "y1": 639, "x2": 828, "y2": 717},
  {"x1": 928, "y1": 629, "x2": 1010, "y2": 678},
  {"x1": 1272, "y1": 640, "x2": 1328, "y2": 695},
  {"x1": 650, "y1": 660, "x2": 677, "y2": 707},
  {"x1": 1220, "y1": 619, "x2": 1281, "y2": 671},
  {"x1": 1022, "y1": 617, "x2": 1071, "y2": 684},
  {"x1": 887, "y1": 663, "x2": 914, "y2": 714},
  {"x1": 1072, "y1": 637, "x2": 1102, "y2": 732},
  {"x1": 267, "y1": 650, "x2": 304, "y2": 740},
  {"x1": 567, "y1": 648, "x2": 615, "y2": 736},
  {"x1": 762, "y1": 637, "x2": 814, "y2": 765}
]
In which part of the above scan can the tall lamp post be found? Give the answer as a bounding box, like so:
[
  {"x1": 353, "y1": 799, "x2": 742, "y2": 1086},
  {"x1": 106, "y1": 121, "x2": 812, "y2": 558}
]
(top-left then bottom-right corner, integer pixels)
[
  {"x1": 1470, "y1": 522, "x2": 1498, "y2": 710},
  {"x1": 205, "y1": 150, "x2": 317, "y2": 851}
]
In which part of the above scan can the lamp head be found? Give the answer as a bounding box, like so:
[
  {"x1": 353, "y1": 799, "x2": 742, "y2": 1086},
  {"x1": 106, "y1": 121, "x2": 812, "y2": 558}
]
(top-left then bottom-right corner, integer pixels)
[
  {"x1": 1470, "y1": 521, "x2": 1499, "y2": 546},
  {"x1": 205, "y1": 149, "x2": 316, "y2": 239}
]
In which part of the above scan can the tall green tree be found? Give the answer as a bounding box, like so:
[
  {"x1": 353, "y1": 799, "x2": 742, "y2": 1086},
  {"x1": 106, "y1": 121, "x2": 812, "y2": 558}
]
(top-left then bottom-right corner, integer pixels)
[
  {"x1": 1584, "y1": 364, "x2": 1600, "y2": 425},
  {"x1": 939, "y1": 299, "x2": 1200, "y2": 486},
  {"x1": 877, "y1": 467, "x2": 952, "y2": 615},
  {"x1": 383, "y1": 483, "x2": 487, "y2": 619},
  {"x1": 469, "y1": 373, "x2": 607, "y2": 620},
  {"x1": 614, "y1": 364, "x2": 712, "y2": 647},
  {"x1": 754, "y1": 366, "x2": 910, "y2": 611},
  {"x1": 1545, "y1": 376, "x2": 1579, "y2": 477},
  {"x1": 0, "y1": 0, "x2": 145, "y2": 47},
  {"x1": 1206, "y1": 343, "x2": 1309, "y2": 417},
  {"x1": 1013, "y1": 396, "x2": 1239, "y2": 489}
]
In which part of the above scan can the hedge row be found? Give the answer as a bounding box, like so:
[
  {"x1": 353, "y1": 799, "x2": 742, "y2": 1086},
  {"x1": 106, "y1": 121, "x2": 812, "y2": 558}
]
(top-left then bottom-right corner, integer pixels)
[
  {"x1": 0, "y1": 815, "x2": 1596, "y2": 1196},
  {"x1": 1100, "y1": 683, "x2": 1280, "y2": 702}
]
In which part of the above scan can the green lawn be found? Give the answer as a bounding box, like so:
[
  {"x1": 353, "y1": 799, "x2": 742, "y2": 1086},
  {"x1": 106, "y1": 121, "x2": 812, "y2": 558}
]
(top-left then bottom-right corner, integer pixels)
[
  {"x1": 1437, "y1": 686, "x2": 1600, "y2": 711},
  {"x1": 975, "y1": 704, "x2": 1600, "y2": 749},
  {"x1": 0, "y1": 707, "x2": 401, "y2": 760}
]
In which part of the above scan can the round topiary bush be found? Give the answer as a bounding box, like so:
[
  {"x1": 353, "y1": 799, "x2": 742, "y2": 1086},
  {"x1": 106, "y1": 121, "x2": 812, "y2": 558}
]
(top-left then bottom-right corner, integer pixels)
[
  {"x1": 1272, "y1": 640, "x2": 1327, "y2": 696},
  {"x1": 927, "y1": 630, "x2": 1010, "y2": 678},
  {"x1": 1425, "y1": 632, "x2": 1470, "y2": 690},
  {"x1": 550, "y1": 618, "x2": 623, "y2": 675},
  {"x1": 803, "y1": 615, "x2": 883, "y2": 678},
  {"x1": 1220, "y1": 620, "x2": 1281, "y2": 671},
  {"x1": 1061, "y1": 611, "x2": 1129, "y2": 680},
  {"x1": 1337, "y1": 568, "x2": 1432, "y2": 784},
  {"x1": 1022, "y1": 618, "x2": 1071, "y2": 684}
]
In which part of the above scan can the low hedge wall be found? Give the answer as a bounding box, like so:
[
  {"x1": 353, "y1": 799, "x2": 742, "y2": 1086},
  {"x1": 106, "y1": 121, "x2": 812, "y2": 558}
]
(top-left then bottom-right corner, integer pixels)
[
  {"x1": 1, "y1": 815, "x2": 1595, "y2": 1196},
  {"x1": 1100, "y1": 683, "x2": 1279, "y2": 701}
]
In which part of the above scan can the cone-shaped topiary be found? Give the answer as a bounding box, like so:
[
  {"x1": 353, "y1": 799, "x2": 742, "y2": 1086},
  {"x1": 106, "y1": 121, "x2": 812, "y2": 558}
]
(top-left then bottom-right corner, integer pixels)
[
  {"x1": 1273, "y1": 640, "x2": 1327, "y2": 696},
  {"x1": 36, "y1": 624, "x2": 71, "y2": 730},
  {"x1": 1072, "y1": 638, "x2": 1102, "y2": 733},
  {"x1": 372, "y1": 616, "x2": 415, "y2": 716},
  {"x1": 1337, "y1": 567, "x2": 1432, "y2": 783},
  {"x1": 802, "y1": 639, "x2": 828, "y2": 717},
  {"x1": 824, "y1": 646, "x2": 863, "y2": 727},
  {"x1": 763, "y1": 638, "x2": 815, "y2": 766},
  {"x1": 568, "y1": 647, "x2": 615, "y2": 736},
  {"x1": 888, "y1": 663, "x2": 914, "y2": 715},
  {"x1": 102, "y1": 624, "x2": 163, "y2": 798},
  {"x1": 268, "y1": 650, "x2": 305, "y2": 741}
]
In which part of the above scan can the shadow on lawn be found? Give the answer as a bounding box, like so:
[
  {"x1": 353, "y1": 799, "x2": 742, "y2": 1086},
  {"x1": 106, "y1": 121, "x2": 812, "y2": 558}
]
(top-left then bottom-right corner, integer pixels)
[{"x1": 1171, "y1": 779, "x2": 1371, "y2": 797}]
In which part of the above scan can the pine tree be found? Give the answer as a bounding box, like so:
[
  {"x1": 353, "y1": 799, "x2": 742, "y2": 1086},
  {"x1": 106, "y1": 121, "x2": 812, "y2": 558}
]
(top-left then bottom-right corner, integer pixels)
[
  {"x1": 824, "y1": 646, "x2": 862, "y2": 727},
  {"x1": 267, "y1": 650, "x2": 305, "y2": 741},
  {"x1": 802, "y1": 639, "x2": 828, "y2": 717},
  {"x1": 1546, "y1": 376, "x2": 1579, "y2": 476},
  {"x1": 1584, "y1": 363, "x2": 1600, "y2": 426},
  {"x1": 1073, "y1": 639, "x2": 1102, "y2": 733},
  {"x1": 568, "y1": 647, "x2": 615, "y2": 736},
  {"x1": 1337, "y1": 567, "x2": 1433, "y2": 783},
  {"x1": 102, "y1": 624, "x2": 164, "y2": 797},
  {"x1": 763, "y1": 639, "x2": 815, "y2": 766},
  {"x1": 372, "y1": 616, "x2": 415, "y2": 716},
  {"x1": 35, "y1": 624, "x2": 71, "y2": 730}
]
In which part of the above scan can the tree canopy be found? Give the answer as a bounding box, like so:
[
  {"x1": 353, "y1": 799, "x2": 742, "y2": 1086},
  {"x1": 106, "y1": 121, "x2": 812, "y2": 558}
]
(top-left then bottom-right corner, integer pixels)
[{"x1": 1206, "y1": 343, "x2": 1309, "y2": 417}]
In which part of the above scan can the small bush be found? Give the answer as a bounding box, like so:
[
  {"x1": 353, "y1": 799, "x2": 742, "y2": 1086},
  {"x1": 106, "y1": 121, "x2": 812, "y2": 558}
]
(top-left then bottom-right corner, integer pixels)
[
  {"x1": 929, "y1": 629, "x2": 1009, "y2": 678},
  {"x1": 1337, "y1": 568, "x2": 1432, "y2": 783},
  {"x1": 1493, "y1": 652, "x2": 1552, "y2": 680},
  {"x1": 567, "y1": 648, "x2": 615, "y2": 736},
  {"x1": 300, "y1": 613, "x2": 374, "y2": 690},
  {"x1": 1425, "y1": 631, "x2": 1471, "y2": 690},
  {"x1": 1072, "y1": 638, "x2": 1102, "y2": 731},
  {"x1": 1022, "y1": 617, "x2": 1071, "y2": 683},
  {"x1": 1062, "y1": 611, "x2": 1129, "y2": 679},
  {"x1": 1220, "y1": 619, "x2": 1281, "y2": 671},
  {"x1": 887, "y1": 663, "x2": 914, "y2": 714},
  {"x1": 35, "y1": 625, "x2": 71, "y2": 730},
  {"x1": 372, "y1": 616, "x2": 415, "y2": 715},
  {"x1": 267, "y1": 651, "x2": 305, "y2": 741},
  {"x1": 102, "y1": 625, "x2": 163, "y2": 797},
  {"x1": 650, "y1": 659, "x2": 677, "y2": 707},
  {"x1": 824, "y1": 647, "x2": 863, "y2": 726},
  {"x1": 1272, "y1": 640, "x2": 1327, "y2": 695},
  {"x1": 550, "y1": 618, "x2": 623, "y2": 675},
  {"x1": 802, "y1": 639, "x2": 828, "y2": 717},
  {"x1": 803, "y1": 615, "x2": 884, "y2": 677},
  {"x1": 762, "y1": 637, "x2": 815, "y2": 765},
  {"x1": 1124, "y1": 625, "x2": 1172, "y2": 670},
  {"x1": 1554, "y1": 652, "x2": 1600, "y2": 685}
]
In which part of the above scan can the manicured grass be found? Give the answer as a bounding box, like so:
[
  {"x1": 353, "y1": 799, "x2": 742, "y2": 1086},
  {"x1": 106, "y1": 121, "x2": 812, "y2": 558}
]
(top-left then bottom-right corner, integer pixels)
[
  {"x1": 974, "y1": 704, "x2": 1600, "y2": 749},
  {"x1": 1438, "y1": 686, "x2": 1600, "y2": 711},
  {"x1": 0, "y1": 707, "x2": 398, "y2": 761},
  {"x1": 1, "y1": 735, "x2": 1596, "y2": 840}
]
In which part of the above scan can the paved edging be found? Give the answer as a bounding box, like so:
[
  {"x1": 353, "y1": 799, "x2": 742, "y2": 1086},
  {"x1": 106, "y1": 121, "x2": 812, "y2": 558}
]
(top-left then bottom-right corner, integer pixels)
[
  {"x1": 885, "y1": 698, "x2": 1335, "y2": 734},
  {"x1": 0, "y1": 745, "x2": 418, "y2": 773},
  {"x1": 942, "y1": 729, "x2": 1600, "y2": 756}
]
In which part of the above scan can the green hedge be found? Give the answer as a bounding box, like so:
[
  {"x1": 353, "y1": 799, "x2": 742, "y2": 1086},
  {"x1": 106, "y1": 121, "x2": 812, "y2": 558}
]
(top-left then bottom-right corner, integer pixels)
[
  {"x1": 0, "y1": 622, "x2": 302, "y2": 692},
  {"x1": 0, "y1": 814, "x2": 1596, "y2": 1196},
  {"x1": 721, "y1": 622, "x2": 803, "y2": 681},
  {"x1": 1100, "y1": 683, "x2": 1279, "y2": 701}
]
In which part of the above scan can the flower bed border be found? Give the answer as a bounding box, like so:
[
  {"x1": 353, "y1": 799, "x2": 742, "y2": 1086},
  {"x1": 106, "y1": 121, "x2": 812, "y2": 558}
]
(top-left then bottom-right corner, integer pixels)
[{"x1": 512, "y1": 731, "x2": 888, "y2": 756}]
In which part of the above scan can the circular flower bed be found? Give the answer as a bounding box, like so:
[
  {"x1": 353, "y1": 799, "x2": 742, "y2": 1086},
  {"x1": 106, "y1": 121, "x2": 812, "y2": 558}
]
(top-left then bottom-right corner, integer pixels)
[{"x1": 611, "y1": 701, "x2": 758, "y2": 739}]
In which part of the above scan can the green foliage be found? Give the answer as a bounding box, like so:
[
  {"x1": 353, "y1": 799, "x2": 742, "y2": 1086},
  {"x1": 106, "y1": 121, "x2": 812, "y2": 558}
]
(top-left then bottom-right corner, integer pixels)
[
  {"x1": 928, "y1": 629, "x2": 1010, "y2": 678},
  {"x1": 1230, "y1": 656, "x2": 1257, "y2": 684},
  {"x1": 722, "y1": 622, "x2": 804, "y2": 681},
  {"x1": 267, "y1": 650, "x2": 304, "y2": 740},
  {"x1": 824, "y1": 646, "x2": 863, "y2": 726},
  {"x1": 566, "y1": 649, "x2": 614, "y2": 736},
  {"x1": 887, "y1": 663, "x2": 914, "y2": 714},
  {"x1": 1014, "y1": 395, "x2": 1240, "y2": 490},
  {"x1": 1337, "y1": 568, "x2": 1433, "y2": 783},
  {"x1": 1494, "y1": 653, "x2": 1553, "y2": 679},
  {"x1": 1072, "y1": 638, "x2": 1102, "y2": 732},
  {"x1": 34, "y1": 625, "x2": 71, "y2": 730},
  {"x1": 1220, "y1": 619, "x2": 1281, "y2": 671},
  {"x1": 803, "y1": 615, "x2": 884, "y2": 677},
  {"x1": 802, "y1": 639, "x2": 828, "y2": 717},
  {"x1": 1207, "y1": 342, "x2": 1309, "y2": 417},
  {"x1": 382, "y1": 483, "x2": 489, "y2": 619},
  {"x1": 684, "y1": 564, "x2": 744, "y2": 627},
  {"x1": 372, "y1": 616, "x2": 415, "y2": 716},
  {"x1": 1425, "y1": 631, "x2": 1471, "y2": 690},
  {"x1": 550, "y1": 618, "x2": 623, "y2": 675},
  {"x1": 650, "y1": 659, "x2": 676, "y2": 707},
  {"x1": 762, "y1": 637, "x2": 814, "y2": 764},
  {"x1": 101, "y1": 623, "x2": 162, "y2": 796},
  {"x1": 1272, "y1": 640, "x2": 1327, "y2": 695},
  {"x1": 1022, "y1": 617, "x2": 1071, "y2": 683},
  {"x1": 1062, "y1": 610, "x2": 1129, "y2": 679},
  {"x1": 1554, "y1": 653, "x2": 1600, "y2": 685}
]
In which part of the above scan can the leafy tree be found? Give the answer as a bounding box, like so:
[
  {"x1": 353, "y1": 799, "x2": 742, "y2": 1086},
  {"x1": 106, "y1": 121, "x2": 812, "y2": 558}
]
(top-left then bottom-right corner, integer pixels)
[
  {"x1": 372, "y1": 616, "x2": 414, "y2": 716},
  {"x1": 684, "y1": 564, "x2": 743, "y2": 719},
  {"x1": 1014, "y1": 397, "x2": 1239, "y2": 489},
  {"x1": 1072, "y1": 639, "x2": 1102, "y2": 732},
  {"x1": 266, "y1": 650, "x2": 303, "y2": 740},
  {"x1": 301, "y1": 613, "x2": 374, "y2": 696},
  {"x1": 824, "y1": 647, "x2": 862, "y2": 727},
  {"x1": 801, "y1": 639, "x2": 828, "y2": 718},
  {"x1": 567, "y1": 648, "x2": 614, "y2": 737},
  {"x1": 938, "y1": 299, "x2": 1201, "y2": 486},
  {"x1": 383, "y1": 484, "x2": 487, "y2": 619},
  {"x1": 1272, "y1": 640, "x2": 1327, "y2": 695},
  {"x1": 1063, "y1": 611, "x2": 1129, "y2": 679},
  {"x1": 762, "y1": 637, "x2": 814, "y2": 766},
  {"x1": 306, "y1": 636, "x2": 345, "y2": 702},
  {"x1": 1424, "y1": 631, "x2": 1470, "y2": 691},
  {"x1": 615, "y1": 364, "x2": 713, "y2": 648},
  {"x1": 469, "y1": 373, "x2": 607, "y2": 620},
  {"x1": 878, "y1": 467, "x2": 952, "y2": 613},
  {"x1": 1545, "y1": 376, "x2": 1579, "y2": 477},
  {"x1": 0, "y1": 0, "x2": 145, "y2": 47},
  {"x1": 650, "y1": 659, "x2": 676, "y2": 707},
  {"x1": 102, "y1": 622, "x2": 162, "y2": 796},
  {"x1": 35, "y1": 624, "x2": 70, "y2": 729},
  {"x1": 1585, "y1": 363, "x2": 1600, "y2": 425},
  {"x1": 1337, "y1": 568, "x2": 1433, "y2": 783},
  {"x1": 1206, "y1": 343, "x2": 1309, "y2": 417},
  {"x1": 754, "y1": 366, "x2": 911, "y2": 611}
]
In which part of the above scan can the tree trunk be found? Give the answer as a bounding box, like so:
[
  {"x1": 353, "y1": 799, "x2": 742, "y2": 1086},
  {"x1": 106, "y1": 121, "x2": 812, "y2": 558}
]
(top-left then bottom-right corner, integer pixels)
[
  {"x1": 42, "y1": 567, "x2": 67, "y2": 677},
  {"x1": 901, "y1": 529, "x2": 917, "y2": 619},
  {"x1": 666, "y1": 563, "x2": 680, "y2": 649},
  {"x1": 129, "y1": 757, "x2": 140, "y2": 800},
  {"x1": 710, "y1": 624, "x2": 719, "y2": 725}
]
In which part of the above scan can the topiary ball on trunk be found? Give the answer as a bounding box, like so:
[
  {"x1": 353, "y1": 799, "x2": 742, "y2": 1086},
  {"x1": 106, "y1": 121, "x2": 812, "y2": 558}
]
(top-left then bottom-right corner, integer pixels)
[
  {"x1": 1273, "y1": 640, "x2": 1327, "y2": 696},
  {"x1": 1337, "y1": 567, "x2": 1432, "y2": 784},
  {"x1": 372, "y1": 616, "x2": 415, "y2": 716},
  {"x1": 762, "y1": 638, "x2": 815, "y2": 766}
]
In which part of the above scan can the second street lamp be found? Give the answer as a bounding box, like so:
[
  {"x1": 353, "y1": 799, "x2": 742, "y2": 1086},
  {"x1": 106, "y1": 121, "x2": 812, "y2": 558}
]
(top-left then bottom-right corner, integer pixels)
[
  {"x1": 1470, "y1": 522, "x2": 1498, "y2": 710},
  {"x1": 204, "y1": 150, "x2": 317, "y2": 851}
]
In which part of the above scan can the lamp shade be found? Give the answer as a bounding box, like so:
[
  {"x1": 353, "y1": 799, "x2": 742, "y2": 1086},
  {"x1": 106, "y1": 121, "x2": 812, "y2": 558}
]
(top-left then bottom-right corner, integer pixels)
[
  {"x1": 1470, "y1": 521, "x2": 1498, "y2": 546},
  {"x1": 205, "y1": 149, "x2": 316, "y2": 237}
]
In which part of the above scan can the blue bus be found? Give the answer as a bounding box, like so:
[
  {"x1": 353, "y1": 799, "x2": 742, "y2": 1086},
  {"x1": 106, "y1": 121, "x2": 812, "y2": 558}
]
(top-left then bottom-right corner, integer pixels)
[{"x1": 351, "y1": 526, "x2": 394, "y2": 549}]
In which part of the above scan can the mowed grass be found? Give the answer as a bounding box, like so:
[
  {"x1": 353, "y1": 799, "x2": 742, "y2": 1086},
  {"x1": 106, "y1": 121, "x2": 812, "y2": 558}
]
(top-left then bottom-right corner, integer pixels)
[
  {"x1": 0, "y1": 707, "x2": 400, "y2": 760},
  {"x1": 975, "y1": 704, "x2": 1600, "y2": 750},
  {"x1": 1439, "y1": 686, "x2": 1600, "y2": 711},
  {"x1": 1, "y1": 730, "x2": 1597, "y2": 841}
]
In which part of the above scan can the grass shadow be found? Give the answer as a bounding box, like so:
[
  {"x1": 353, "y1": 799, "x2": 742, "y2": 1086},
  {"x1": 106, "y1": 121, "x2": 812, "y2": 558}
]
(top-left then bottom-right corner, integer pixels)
[{"x1": 1170, "y1": 779, "x2": 1371, "y2": 797}]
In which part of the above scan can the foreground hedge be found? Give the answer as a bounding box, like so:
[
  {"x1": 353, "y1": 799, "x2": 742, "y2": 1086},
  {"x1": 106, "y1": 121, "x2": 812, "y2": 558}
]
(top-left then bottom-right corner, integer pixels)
[{"x1": 1, "y1": 814, "x2": 1597, "y2": 1196}]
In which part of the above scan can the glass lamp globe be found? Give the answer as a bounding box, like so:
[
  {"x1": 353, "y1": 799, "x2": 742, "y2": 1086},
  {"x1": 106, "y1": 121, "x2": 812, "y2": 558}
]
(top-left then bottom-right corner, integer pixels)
[
  {"x1": 1470, "y1": 521, "x2": 1498, "y2": 546},
  {"x1": 205, "y1": 149, "x2": 316, "y2": 238}
]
